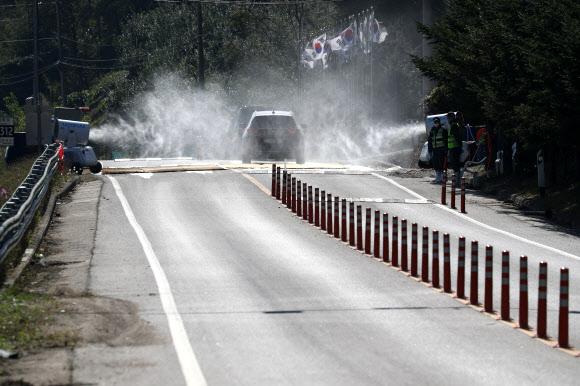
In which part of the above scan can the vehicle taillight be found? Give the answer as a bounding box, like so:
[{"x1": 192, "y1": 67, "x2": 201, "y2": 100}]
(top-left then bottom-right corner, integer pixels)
[
  {"x1": 248, "y1": 128, "x2": 259, "y2": 134},
  {"x1": 287, "y1": 128, "x2": 300, "y2": 134}
]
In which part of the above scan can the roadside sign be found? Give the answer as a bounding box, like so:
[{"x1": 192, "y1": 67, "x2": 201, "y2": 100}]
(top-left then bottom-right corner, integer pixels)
[{"x1": 0, "y1": 117, "x2": 14, "y2": 146}]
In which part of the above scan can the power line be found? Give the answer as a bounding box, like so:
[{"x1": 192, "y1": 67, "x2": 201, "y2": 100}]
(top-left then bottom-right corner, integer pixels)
[
  {"x1": 0, "y1": 37, "x2": 53, "y2": 44},
  {"x1": 60, "y1": 35, "x2": 116, "y2": 47},
  {"x1": 0, "y1": 63, "x2": 57, "y2": 86}
]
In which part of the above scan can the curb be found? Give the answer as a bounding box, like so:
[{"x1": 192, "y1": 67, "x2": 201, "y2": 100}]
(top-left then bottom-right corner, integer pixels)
[{"x1": 1, "y1": 176, "x2": 80, "y2": 291}]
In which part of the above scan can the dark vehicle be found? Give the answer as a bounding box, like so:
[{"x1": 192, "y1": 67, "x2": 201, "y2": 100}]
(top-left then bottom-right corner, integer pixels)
[{"x1": 241, "y1": 111, "x2": 305, "y2": 164}]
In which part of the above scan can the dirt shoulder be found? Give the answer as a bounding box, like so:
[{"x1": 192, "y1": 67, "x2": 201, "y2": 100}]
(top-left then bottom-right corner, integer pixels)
[{"x1": 0, "y1": 176, "x2": 159, "y2": 386}]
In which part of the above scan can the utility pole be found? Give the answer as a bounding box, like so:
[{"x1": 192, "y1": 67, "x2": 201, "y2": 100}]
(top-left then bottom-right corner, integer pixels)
[
  {"x1": 33, "y1": 0, "x2": 41, "y2": 152},
  {"x1": 196, "y1": 1, "x2": 204, "y2": 89},
  {"x1": 422, "y1": 0, "x2": 434, "y2": 115},
  {"x1": 56, "y1": 1, "x2": 65, "y2": 106}
]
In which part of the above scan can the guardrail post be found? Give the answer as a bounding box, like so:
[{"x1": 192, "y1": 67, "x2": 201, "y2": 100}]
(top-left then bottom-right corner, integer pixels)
[
  {"x1": 519, "y1": 256, "x2": 529, "y2": 329},
  {"x1": 559, "y1": 267, "x2": 570, "y2": 348},
  {"x1": 392, "y1": 216, "x2": 399, "y2": 267},
  {"x1": 501, "y1": 251, "x2": 510, "y2": 320},
  {"x1": 537, "y1": 261, "x2": 548, "y2": 338},
  {"x1": 470, "y1": 241, "x2": 479, "y2": 305},
  {"x1": 382, "y1": 213, "x2": 389, "y2": 263},
  {"x1": 373, "y1": 210, "x2": 381, "y2": 258}
]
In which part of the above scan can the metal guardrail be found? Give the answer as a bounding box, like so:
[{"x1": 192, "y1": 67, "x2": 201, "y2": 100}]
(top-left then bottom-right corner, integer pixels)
[{"x1": 0, "y1": 143, "x2": 60, "y2": 264}]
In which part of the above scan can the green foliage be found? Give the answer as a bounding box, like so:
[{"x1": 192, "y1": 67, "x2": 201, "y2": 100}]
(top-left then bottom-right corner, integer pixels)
[
  {"x1": 0, "y1": 93, "x2": 25, "y2": 132},
  {"x1": 412, "y1": 0, "x2": 580, "y2": 150}
]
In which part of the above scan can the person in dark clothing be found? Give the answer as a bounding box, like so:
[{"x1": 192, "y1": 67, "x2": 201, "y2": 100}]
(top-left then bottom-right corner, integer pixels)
[
  {"x1": 447, "y1": 111, "x2": 464, "y2": 180},
  {"x1": 428, "y1": 117, "x2": 448, "y2": 183}
]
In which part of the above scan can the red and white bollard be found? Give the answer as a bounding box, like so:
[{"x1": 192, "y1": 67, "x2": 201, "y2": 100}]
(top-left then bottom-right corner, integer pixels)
[
  {"x1": 441, "y1": 172, "x2": 447, "y2": 205},
  {"x1": 537, "y1": 261, "x2": 548, "y2": 338},
  {"x1": 559, "y1": 267, "x2": 570, "y2": 348},
  {"x1": 411, "y1": 223, "x2": 418, "y2": 277},
  {"x1": 460, "y1": 177, "x2": 466, "y2": 213},
  {"x1": 484, "y1": 245, "x2": 494, "y2": 313},
  {"x1": 373, "y1": 210, "x2": 381, "y2": 258},
  {"x1": 291, "y1": 177, "x2": 296, "y2": 212},
  {"x1": 286, "y1": 173, "x2": 292, "y2": 208},
  {"x1": 314, "y1": 188, "x2": 320, "y2": 227},
  {"x1": 432, "y1": 230, "x2": 440, "y2": 288},
  {"x1": 341, "y1": 199, "x2": 347, "y2": 242},
  {"x1": 519, "y1": 256, "x2": 529, "y2": 329},
  {"x1": 392, "y1": 216, "x2": 399, "y2": 267},
  {"x1": 276, "y1": 166, "x2": 281, "y2": 200},
  {"x1": 382, "y1": 213, "x2": 389, "y2": 263},
  {"x1": 443, "y1": 233, "x2": 452, "y2": 293},
  {"x1": 349, "y1": 202, "x2": 355, "y2": 247},
  {"x1": 401, "y1": 219, "x2": 408, "y2": 272},
  {"x1": 450, "y1": 173, "x2": 456, "y2": 209},
  {"x1": 320, "y1": 190, "x2": 326, "y2": 230},
  {"x1": 421, "y1": 226, "x2": 429, "y2": 282},
  {"x1": 501, "y1": 251, "x2": 510, "y2": 321},
  {"x1": 303, "y1": 183, "x2": 308, "y2": 221},
  {"x1": 357, "y1": 205, "x2": 363, "y2": 251},
  {"x1": 296, "y1": 180, "x2": 302, "y2": 216},
  {"x1": 271, "y1": 164, "x2": 276, "y2": 197},
  {"x1": 457, "y1": 237, "x2": 466, "y2": 299},
  {"x1": 282, "y1": 170, "x2": 287, "y2": 205},
  {"x1": 470, "y1": 241, "x2": 479, "y2": 305},
  {"x1": 308, "y1": 185, "x2": 313, "y2": 223},
  {"x1": 365, "y1": 208, "x2": 371, "y2": 254},
  {"x1": 334, "y1": 197, "x2": 340, "y2": 238},
  {"x1": 327, "y1": 193, "x2": 333, "y2": 235}
]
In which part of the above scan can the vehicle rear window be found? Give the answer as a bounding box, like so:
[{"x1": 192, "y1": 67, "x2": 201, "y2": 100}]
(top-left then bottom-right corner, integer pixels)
[{"x1": 250, "y1": 116, "x2": 297, "y2": 130}]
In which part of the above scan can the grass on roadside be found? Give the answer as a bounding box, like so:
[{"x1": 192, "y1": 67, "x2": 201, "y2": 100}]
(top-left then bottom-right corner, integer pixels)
[
  {"x1": 0, "y1": 286, "x2": 78, "y2": 352},
  {"x1": 0, "y1": 147, "x2": 39, "y2": 208}
]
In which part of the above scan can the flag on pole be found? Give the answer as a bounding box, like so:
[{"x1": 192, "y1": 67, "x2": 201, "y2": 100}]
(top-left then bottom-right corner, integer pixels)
[
  {"x1": 371, "y1": 17, "x2": 388, "y2": 43},
  {"x1": 359, "y1": 17, "x2": 367, "y2": 54},
  {"x1": 300, "y1": 47, "x2": 317, "y2": 69},
  {"x1": 339, "y1": 24, "x2": 355, "y2": 50},
  {"x1": 312, "y1": 33, "x2": 327, "y2": 61},
  {"x1": 328, "y1": 34, "x2": 343, "y2": 51},
  {"x1": 368, "y1": 11, "x2": 374, "y2": 53}
]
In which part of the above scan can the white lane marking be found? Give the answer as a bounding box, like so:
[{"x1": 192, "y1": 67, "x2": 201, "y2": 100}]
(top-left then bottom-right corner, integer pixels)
[
  {"x1": 185, "y1": 171, "x2": 214, "y2": 174},
  {"x1": 108, "y1": 176, "x2": 207, "y2": 386},
  {"x1": 132, "y1": 173, "x2": 154, "y2": 179},
  {"x1": 371, "y1": 173, "x2": 580, "y2": 260}
]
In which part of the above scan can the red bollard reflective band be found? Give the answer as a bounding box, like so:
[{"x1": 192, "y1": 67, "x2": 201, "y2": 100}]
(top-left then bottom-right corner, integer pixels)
[
  {"x1": 320, "y1": 190, "x2": 326, "y2": 230},
  {"x1": 484, "y1": 245, "x2": 494, "y2": 313},
  {"x1": 341, "y1": 199, "x2": 347, "y2": 242},
  {"x1": 382, "y1": 213, "x2": 389, "y2": 263},
  {"x1": 421, "y1": 226, "x2": 429, "y2": 282},
  {"x1": 271, "y1": 164, "x2": 276, "y2": 196},
  {"x1": 457, "y1": 237, "x2": 466, "y2": 298},
  {"x1": 501, "y1": 251, "x2": 510, "y2": 321},
  {"x1": 327, "y1": 194, "x2": 333, "y2": 235},
  {"x1": 314, "y1": 188, "x2": 320, "y2": 227},
  {"x1": 401, "y1": 219, "x2": 408, "y2": 271},
  {"x1": 357, "y1": 205, "x2": 363, "y2": 251},
  {"x1": 392, "y1": 216, "x2": 399, "y2": 267},
  {"x1": 276, "y1": 167, "x2": 281, "y2": 200},
  {"x1": 519, "y1": 256, "x2": 529, "y2": 329},
  {"x1": 443, "y1": 233, "x2": 452, "y2": 293},
  {"x1": 537, "y1": 261, "x2": 548, "y2": 338},
  {"x1": 374, "y1": 211, "x2": 381, "y2": 258},
  {"x1": 303, "y1": 183, "x2": 308, "y2": 221},
  {"x1": 411, "y1": 223, "x2": 418, "y2": 277},
  {"x1": 558, "y1": 267, "x2": 570, "y2": 348},
  {"x1": 282, "y1": 170, "x2": 287, "y2": 205},
  {"x1": 441, "y1": 172, "x2": 447, "y2": 205},
  {"x1": 470, "y1": 241, "x2": 479, "y2": 305},
  {"x1": 365, "y1": 208, "x2": 371, "y2": 254},
  {"x1": 349, "y1": 202, "x2": 355, "y2": 247},
  {"x1": 450, "y1": 173, "x2": 456, "y2": 209},
  {"x1": 432, "y1": 230, "x2": 440, "y2": 288},
  {"x1": 334, "y1": 197, "x2": 340, "y2": 238}
]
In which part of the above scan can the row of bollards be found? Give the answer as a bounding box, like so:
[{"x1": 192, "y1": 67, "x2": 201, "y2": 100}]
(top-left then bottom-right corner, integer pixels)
[
  {"x1": 442, "y1": 173, "x2": 466, "y2": 213},
  {"x1": 272, "y1": 165, "x2": 572, "y2": 350}
]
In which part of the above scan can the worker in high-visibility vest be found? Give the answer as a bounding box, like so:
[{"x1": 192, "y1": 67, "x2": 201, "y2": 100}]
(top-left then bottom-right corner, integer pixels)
[
  {"x1": 447, "y1": 111, "x2": 464, "y2": 180},
  {"x1": 428, "y1": 116, "x2": 448, "y2": 183}
]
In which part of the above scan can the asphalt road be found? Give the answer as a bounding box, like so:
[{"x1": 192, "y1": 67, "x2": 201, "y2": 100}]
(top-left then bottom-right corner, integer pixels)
[{"x1": 85, "y1": 160, "x2": 580, "y2": 385}]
